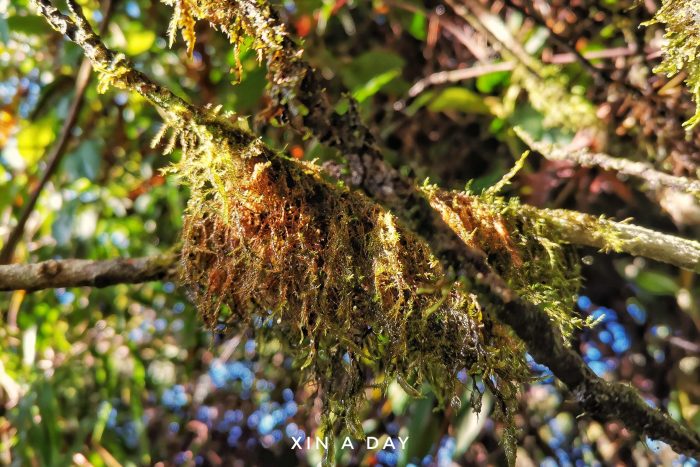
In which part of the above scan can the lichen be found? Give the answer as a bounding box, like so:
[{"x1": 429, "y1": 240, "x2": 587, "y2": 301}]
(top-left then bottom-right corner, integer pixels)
[{"x1": 644, "y1": 0, "x2": 700, "y2": 128}]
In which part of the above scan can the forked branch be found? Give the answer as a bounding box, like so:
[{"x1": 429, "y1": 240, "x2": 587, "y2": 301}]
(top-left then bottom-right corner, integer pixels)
[{"x1": 29, "y1": 0, "x2": 700, "y2": 458}]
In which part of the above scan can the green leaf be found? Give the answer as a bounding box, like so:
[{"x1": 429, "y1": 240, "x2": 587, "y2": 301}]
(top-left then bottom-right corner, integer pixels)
[
  {"x1": 476, "y1": 70, "x2": 511, "y2": 93},
  {"x1": 16, "y1": 116, "x2": 56, "y2": 164},
  {"x1": 352, "y1": 69, "x2": 401, "y2": 103},
  {"x1": 635, "y1": 270, "x2": 679, "y2": 296},
  {"x1": 124, "y1": 28, "x2": 156, "y2": 56},
  {"x1": 428, "y1": 87, "x2": 490, "y2": 114},
  {"x1": 341, "y1": 50, "x2": 405, "y2": 91},
  {"x1": 408, "y1": 12, "x2": 427, "y2": 40},
  {"x1": 399, "y1": 394, "x2": 441, "y2": 465}
]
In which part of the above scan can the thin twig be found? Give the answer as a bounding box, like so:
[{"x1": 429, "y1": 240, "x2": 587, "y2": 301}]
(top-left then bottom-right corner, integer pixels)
[
  {"x1": 407, "y1": 46, "x2": 651, "y2": 97},
  {"x1": 408, "y1": 61, "x2": 514, "y2": 96},
  {"x1": 517, "y1": 128, "x2": 700, "y2": 198},
  {"x1": 0, "y1": 0, "x2": 115, "y2": 265}
]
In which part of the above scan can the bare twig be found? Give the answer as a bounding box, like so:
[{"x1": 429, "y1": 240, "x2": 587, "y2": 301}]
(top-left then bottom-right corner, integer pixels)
[
  {"x1": 0, "y1": 0, "x2": 115, "y2": 265},
  {"x1": 407, "y1": 47, "x2": 650, "y2": 97},
  {"x1": 408, "y1": 61, "x2": 514, "y2": 96},
  {"x1": 517, "y1": 129, "x2": 700, "y2": 198},
  {"x1": 0, "y1": 253, "x2": 177, "y2": 292}
]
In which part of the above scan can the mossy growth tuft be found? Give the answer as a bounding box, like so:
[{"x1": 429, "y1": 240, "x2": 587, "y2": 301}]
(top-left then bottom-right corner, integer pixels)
[
  {"x1": 162, "y1": 0, "x2": 298, "y2": 86},
  {"x1": 157, "y1": 111, "x2": 542, "y2": 463},
  {"x1": 645, "y1": 0, "x2": 700, "y2": 128},
  {"x1": 423, "y1": 182, "x2": 585, "y2": 341}
]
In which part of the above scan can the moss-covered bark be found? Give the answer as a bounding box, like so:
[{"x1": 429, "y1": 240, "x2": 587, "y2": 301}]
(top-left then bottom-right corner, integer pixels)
[{"x1": 32, "y1": 0, "x2": 700, "y2": 463}]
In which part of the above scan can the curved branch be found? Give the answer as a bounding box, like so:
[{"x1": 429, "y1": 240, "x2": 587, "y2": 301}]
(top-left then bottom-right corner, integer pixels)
[
  {"x1": 518, "y1": 129, "x2": 700, "y2": 198},
  {"x1": 0, "y1": 254, "x2": 178, "y2": 292},
  {"x1": 497, "y1": 293, "x2": 700, "y2": 458},
  {"x1": 34, "y1": 0, "x2": 195, "y2": 120}
]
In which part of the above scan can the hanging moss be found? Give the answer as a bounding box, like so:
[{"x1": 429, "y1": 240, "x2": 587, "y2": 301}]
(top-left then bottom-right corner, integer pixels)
[
  {"x1": 162, "y1": 0, "x2": 300, "y2": 87},
  {"x1": 154, "y1": 111, "x2": 539, "y2": 461},
  {"x1": 644, "y1": 0, "x2": 700, "y2": 128},
  {"x1": 150, "y1": 105, "x2": 588, "y2": 466},
  {"x1": 158, "y1": 3, "x2": 588, "y2": 463}
]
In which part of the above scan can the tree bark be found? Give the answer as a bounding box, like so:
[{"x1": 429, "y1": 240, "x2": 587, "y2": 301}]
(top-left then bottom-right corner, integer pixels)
[{"x1": 0, "y1": 254, "x2": 177, "y2": 292}]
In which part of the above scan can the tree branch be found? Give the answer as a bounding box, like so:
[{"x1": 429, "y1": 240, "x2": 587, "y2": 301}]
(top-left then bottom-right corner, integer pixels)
[
  {"x1": 497, "y1": 293, "x2": 700, "y2": 458},
  {"x1": 33, "y1": 0, "x2": 195, "y2": 120},
  {"x1": 525, "y1": 206, "x2": 700, "y2": 272},
  {"x1": 0, "y1": 254, "x2": 178, "y2": 292},
  {"x1": 517, "y1": 129, "x2": 700, "y2": 198},
  {"x1": 34, "y1": 1, "x2": 700, "y2": 457}
]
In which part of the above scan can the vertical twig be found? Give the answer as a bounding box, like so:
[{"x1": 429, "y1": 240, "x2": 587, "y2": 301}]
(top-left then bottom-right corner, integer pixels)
[{"x1": 0, "y1": 0, "x2": 115, "y2": 264}]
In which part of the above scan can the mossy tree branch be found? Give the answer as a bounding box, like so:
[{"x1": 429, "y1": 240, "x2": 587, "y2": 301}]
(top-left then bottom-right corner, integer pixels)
[
  {"x1": 525, "y1": 206, "x2": 700, "y2": 273},
  {"x1": 497, "y1": 292, "x2": 700, "y2": 458},
  {"x1": 33, "y1": 0, "x2": 700, "y2": 459}
]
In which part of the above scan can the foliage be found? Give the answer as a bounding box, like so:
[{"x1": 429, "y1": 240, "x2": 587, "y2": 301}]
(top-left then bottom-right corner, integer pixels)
[{"x1": 1, "y1": 0, "x2": 700, "y2": 466}]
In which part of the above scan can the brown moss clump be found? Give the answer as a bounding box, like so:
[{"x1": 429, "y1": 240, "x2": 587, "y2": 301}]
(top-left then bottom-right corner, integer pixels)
[
  {"x1": 164, "y1": 117, "x2": 530, "y2": 457},
  {"x1": 424, "y1": 185, "x2": 584, "y2": 340}
]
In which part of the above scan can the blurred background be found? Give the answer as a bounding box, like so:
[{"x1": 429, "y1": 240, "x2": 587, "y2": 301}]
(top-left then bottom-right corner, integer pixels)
[{"x1": 1, "y1": 0, "x2": 699, "y2": 465}]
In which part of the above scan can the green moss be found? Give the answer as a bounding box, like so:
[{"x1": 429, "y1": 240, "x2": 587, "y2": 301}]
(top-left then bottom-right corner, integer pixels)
[
  {"x1": 423, "y1": 184, "x2": 584, "y2": 341},
  {"x1": 162, "y1": 0, "x2": 297, "y2": 85},
  {"x1": 645, "y1": 0, "x2": 700, "y2": 128},
  {"x1": 160, "y1": 111, "x2": 535, "y2": 463}
]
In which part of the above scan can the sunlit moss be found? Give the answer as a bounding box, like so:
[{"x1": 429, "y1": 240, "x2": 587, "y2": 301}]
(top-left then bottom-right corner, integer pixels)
[
  {"x1": 155, "y1": 110, "x2": 538, "y2": 463},
  {"x1": 162, "y1": 0, "x2": 295, "y2": 83},
  {"x1": 422, "y1": 185, "x2": 584, "y2": 341},
  {"x1": 149, "y1": 100, "x2": 594, "y2": 466},
  {"x1": 645, "y1": 0, "x2": 700, "y2": 128}
]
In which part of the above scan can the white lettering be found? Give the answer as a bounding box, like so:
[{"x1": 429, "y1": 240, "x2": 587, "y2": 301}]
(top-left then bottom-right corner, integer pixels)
[
  {"x1": 316, "y1": 437, "x2": 328, "y2": 450},
  {"x1": 341, "y1": 437, "x2": 355, "y2": 449},
  {"x1": 398, "y1": 436, "x2": 409, "y2": 448},
  {"x1": 291, "y1": 437, "x2": 303, "y2": 449},
  {"x1": 367, "y1": 436, "x2": 378, "y2": 449}
]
